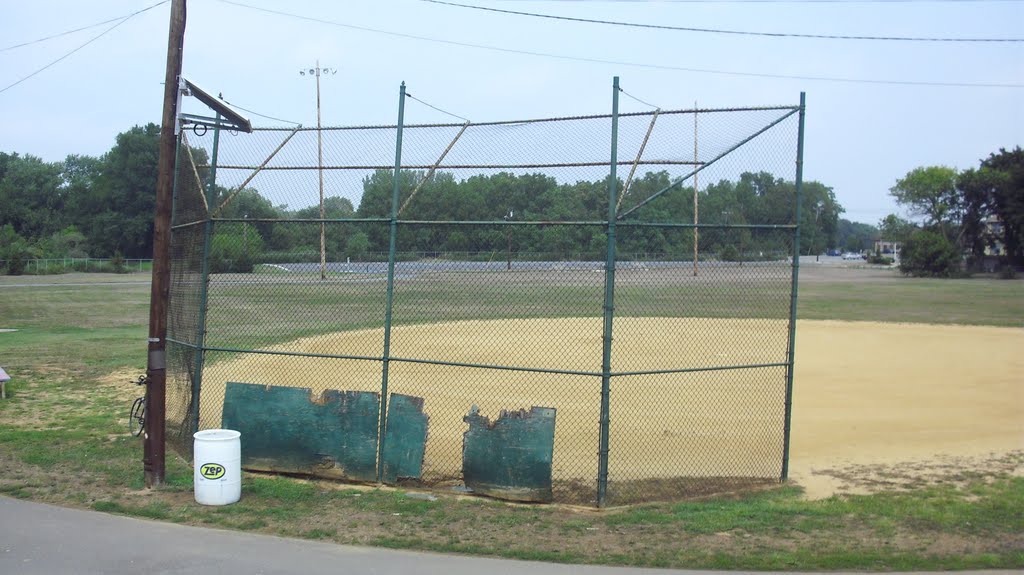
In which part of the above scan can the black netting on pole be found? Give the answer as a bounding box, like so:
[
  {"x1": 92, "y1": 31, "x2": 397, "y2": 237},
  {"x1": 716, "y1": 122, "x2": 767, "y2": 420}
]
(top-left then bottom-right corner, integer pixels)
[{"x1": 166, "y1": 134, "x2": 210, "y2": 456}]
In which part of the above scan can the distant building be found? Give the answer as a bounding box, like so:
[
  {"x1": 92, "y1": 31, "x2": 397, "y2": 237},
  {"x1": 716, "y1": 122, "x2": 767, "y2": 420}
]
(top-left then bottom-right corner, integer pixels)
[
  {"x1": 983, "y1": 216, "x2": 1005, "y2": 257},
  {"x1": 873, "y1": 240, "x2": 901, "y2": 257}
]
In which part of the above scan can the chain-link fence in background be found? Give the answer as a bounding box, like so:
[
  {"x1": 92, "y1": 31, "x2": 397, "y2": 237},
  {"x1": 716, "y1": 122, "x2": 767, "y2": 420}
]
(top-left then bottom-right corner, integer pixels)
[
  {"x1": 167, "y1": 80, "x2": 806, "y2": 506},
  {"x1": 0, "y1": 258, "x2": 152, "y2": 274}
]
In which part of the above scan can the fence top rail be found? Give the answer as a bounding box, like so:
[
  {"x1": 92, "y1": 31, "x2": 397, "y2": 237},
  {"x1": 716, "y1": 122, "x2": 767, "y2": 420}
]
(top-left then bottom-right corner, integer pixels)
[
  {"x1": 248, "y1": 105, "x2": 801, "y2": 132},
  {"x1": 205, "y1": 160, "x2": 702, "y2": 172}
]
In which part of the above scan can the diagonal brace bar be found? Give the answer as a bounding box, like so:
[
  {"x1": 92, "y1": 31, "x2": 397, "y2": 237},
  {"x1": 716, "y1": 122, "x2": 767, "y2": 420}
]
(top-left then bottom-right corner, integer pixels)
[
  {"x1": 398, "y1": 121, "x2": 470, "y2": 217},
  {"x1": 618, "y1": 107, "x2": 800, "y2": 221},
  {"x1": 616, "y1": 109, "x2": 659, "y2": 213},
  {"x1": 180, "y1": 131, "x2": 211, "y2": 214}
]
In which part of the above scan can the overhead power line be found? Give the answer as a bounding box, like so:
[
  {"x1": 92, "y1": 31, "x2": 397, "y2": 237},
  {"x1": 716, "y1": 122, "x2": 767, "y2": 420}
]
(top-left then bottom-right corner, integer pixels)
[
  {"x1": 216, "y1": 0, "x2": 1023, "y2": 89},
  {"x1": 424, "y1": 0, "x2": 1023, "y2": 42},
  {"x1": 1, "y1": 0, "x2": 169, "y2": 52},
  {"x1": 0, "y1": 1, "x2": 168, "y2": 95},
  {"x1": 535, "y1": 0, "x2": 1023, "y2": 4}
]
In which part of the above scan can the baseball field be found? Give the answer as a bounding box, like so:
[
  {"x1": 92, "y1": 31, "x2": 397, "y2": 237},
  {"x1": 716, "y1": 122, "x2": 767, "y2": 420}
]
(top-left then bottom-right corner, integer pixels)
[{"x1": 190, "y1": 264, "x2": 1023, "y2": 501}]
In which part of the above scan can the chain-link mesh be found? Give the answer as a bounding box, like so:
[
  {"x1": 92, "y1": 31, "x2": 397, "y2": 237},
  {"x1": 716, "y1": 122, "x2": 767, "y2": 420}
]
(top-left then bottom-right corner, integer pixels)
[{"x1": 167, "y1": 94, "x2": 804, "y2": 506}]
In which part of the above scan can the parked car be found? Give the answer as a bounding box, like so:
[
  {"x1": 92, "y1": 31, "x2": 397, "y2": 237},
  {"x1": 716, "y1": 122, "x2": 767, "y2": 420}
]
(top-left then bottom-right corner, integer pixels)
[{"x1": 842, "y1": 252, "x2": 861, "y2": 260}]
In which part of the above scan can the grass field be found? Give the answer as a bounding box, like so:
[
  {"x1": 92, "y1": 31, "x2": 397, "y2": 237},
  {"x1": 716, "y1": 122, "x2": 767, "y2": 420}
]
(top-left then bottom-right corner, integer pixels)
[{"x1": 0, "y1": 267, "x2": 1022, "y2": 569}]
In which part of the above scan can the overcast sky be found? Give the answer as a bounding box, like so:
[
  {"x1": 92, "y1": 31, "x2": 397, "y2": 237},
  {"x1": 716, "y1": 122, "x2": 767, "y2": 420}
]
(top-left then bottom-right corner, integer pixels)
[{"x1": 1, "y1": 0, "x2": 1021, "y2": 225}]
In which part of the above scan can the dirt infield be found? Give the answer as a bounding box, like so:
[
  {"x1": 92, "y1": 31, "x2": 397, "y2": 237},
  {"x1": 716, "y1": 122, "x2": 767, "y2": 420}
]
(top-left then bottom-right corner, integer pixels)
[
  {"x1": 789, "y1": 320, "x2": 1023, "y2": 498},
  {"x1": 200, "y1": 319, "x2": 1023, "y2": 499}
]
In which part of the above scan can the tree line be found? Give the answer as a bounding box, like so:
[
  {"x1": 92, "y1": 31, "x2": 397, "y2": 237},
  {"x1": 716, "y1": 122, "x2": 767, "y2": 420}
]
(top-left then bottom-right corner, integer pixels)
[
  {"x1": 879, "y1": 147, "x2": 1023, "y2": 277},
  {"x1": 202, "y1": 168, "x2": 848, "y2": 273},
  {"x1": 5, "y1": 121, "x2": 945, "y2": 275}
]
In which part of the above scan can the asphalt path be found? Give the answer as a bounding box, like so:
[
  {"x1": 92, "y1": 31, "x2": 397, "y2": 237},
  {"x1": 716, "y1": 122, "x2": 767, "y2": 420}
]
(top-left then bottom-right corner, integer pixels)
[{"x1": 1, "y1": 497, "x2": 1017, "y2": 575}]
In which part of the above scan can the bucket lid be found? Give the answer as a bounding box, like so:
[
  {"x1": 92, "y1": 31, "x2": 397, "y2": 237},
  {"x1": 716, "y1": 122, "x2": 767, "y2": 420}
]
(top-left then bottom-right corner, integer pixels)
[{"x1": 194, "y1": 429, "x2": 241, "y2": 441}]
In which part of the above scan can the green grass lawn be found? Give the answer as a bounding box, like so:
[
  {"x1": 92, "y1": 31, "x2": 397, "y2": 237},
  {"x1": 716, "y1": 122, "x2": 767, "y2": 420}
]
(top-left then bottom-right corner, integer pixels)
[{"x1": 0, "y1": 269, "x2": 1021, "y2": 570}]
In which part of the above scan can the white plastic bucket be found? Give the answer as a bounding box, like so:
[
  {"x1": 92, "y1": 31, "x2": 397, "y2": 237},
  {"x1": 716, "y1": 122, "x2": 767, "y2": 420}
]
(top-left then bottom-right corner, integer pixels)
[{"x1": 193, "y1": 429, "x2": 241, "y2": 506}]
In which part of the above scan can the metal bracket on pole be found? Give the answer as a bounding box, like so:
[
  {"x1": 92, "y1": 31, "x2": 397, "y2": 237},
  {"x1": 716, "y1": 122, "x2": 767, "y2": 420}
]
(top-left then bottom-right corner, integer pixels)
[{"x1": 175, "y1": 76, "x2": 187, "y2": 136}]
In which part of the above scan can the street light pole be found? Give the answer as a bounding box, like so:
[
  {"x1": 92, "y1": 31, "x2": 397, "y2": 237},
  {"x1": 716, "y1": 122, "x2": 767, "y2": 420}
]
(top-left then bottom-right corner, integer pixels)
[
  {"x1": 503, "y1": 209, "x2": 514, "y2": 270},
  {"x1": 813, "y1": 201, "x2": 823, "y2": 262},
  {"x1": 300, "y1": 62, "x2": 336, "y2": 280}
]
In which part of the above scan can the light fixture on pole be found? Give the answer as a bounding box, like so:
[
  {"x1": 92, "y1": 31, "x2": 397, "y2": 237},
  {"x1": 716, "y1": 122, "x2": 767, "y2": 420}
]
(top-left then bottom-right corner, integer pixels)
[{"x1": 300, "y1": 62, "x2": 337, "y2": 280}]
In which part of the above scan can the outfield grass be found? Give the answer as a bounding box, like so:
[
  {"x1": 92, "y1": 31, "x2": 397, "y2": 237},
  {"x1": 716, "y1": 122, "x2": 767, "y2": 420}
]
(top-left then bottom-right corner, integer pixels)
[
  {"x1": 198, "y1": 265, "x2": 1022, "y2": 354},
  {"x1": 0, "y1": 269, "x2": 1021, "y2": 570},
  {"x1": 798, "y1": 270, "x2": 1024, "y2": 327}
]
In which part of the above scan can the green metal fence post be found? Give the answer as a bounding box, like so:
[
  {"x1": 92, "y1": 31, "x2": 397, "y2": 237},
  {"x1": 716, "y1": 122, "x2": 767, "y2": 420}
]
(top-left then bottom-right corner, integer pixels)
[
  {"x1": 189, "y1": 117, "x2": 220, "y2": 436},
  {"x1": 782, "y1": 92, "x2": 806, "y2": 481},
  {"x1": 378, "y1": 82, "x2": 406, "y2": 483},
  {"x1": 190, "y1": 220, "x2": 213, "y2": 436},
  {"x1": 597, "y1": 76, "x2": 620, "y2": 507}
]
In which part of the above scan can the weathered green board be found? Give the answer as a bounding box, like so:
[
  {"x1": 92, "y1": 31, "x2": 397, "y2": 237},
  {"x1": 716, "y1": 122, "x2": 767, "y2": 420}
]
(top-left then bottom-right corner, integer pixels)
[
  {"x1": 381, "y1": 394, "x2": 429, "y2": 483},
  {"x1": 462, "y1": 405, "x2": 557, "y2": 502},
  {"x1": 222, "y1": 382, "x2": 380, "y2": 481}
]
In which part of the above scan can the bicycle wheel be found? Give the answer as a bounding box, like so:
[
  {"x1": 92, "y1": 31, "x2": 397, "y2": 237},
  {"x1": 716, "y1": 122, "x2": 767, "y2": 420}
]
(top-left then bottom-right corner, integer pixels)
[{"x1": 129, "y1": 397, "x2": 146, "y2": 437}]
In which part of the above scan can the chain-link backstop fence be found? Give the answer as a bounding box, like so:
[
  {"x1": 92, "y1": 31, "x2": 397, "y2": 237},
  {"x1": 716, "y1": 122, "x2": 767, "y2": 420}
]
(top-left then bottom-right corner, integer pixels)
[{"x1": 167, "y1": 80, "x2": 806, "y2": 506}]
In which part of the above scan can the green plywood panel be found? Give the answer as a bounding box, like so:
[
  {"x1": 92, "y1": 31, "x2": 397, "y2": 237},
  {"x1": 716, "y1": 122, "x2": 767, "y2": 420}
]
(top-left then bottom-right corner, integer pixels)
[
  {"x1": 222, "y1": 382, "x2": 379, "y2": 482},
  {"x1": 462, "y1": 405, "x2": 557, "y2": 502},
  {"x1": 381, "y1": 394, "x2": 429, "y2": 483}
]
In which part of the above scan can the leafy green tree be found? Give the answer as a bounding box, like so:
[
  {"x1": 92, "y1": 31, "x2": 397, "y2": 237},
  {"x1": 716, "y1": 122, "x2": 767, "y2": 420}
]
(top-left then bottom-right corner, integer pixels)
[
  {"x1": 345, "y1": 231, "x2": 370, "y2": 261},
  {"x1": 62, "y1": 154, "x2": 103, "y2": 242},
  {"x1": 0, "y1": 224, "x2": 38, "y2": 275},
  {"x1": 877, "y1": 214, "x2": 916, "y2": 245},
  {"x1": 38, "y1": 226, "x2": 90, "y2": 258},
  {"x1": 291, "y1": 195, "x2": 358, "y2": 260},
  {"x1": 837, "y1": 219, "x2": 878, "y2": 252},
  {"x1": 959, "y1": 147, "x2": 1024, "y2": 266},
  {"x1": 0, "y1": 152, "x2": 65, "y2": 239},
  {"x1": 889, "y1": 166, "x2": 961, "y2": 239},
  {"x1": 899, "y1": 229, "x2": 961, "y2": 277},
  {"x1": 801, "y1": 181, "x2": 842, "y2": 255},
  {"x1": 957, "y1": 167, "x2": 1005, "y2": 263},
  {"x1": 77, "y1": 124, "x2": 161, "y2": 258},
  {"x1": 209, "y1": 223, "x2": 264, "y2": 273}
]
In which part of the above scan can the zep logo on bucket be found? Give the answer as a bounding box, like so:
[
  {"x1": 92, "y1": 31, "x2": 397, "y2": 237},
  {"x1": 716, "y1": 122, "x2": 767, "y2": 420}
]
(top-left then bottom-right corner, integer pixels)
[
  {"x1": 200, "y1": 463, "x2": 226, "y2": 480},
  {"x1": 194, "y1": 429, "x2": 241, "y2": 506}
]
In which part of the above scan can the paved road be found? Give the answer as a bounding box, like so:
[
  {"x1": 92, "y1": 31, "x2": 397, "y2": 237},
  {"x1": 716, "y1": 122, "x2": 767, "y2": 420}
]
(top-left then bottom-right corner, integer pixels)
[
  {"x1": 0, "y1": 497, "x2": 712, "y2": 575},
  {"x1": 1, "y1": 497, "x2": 1018, "y2": 575}
]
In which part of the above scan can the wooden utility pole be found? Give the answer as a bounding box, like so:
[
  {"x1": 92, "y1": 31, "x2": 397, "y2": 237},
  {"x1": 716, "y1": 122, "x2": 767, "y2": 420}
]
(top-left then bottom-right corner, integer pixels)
[{"x1": 145, "y1": 0, "x2": 186, "y2": 488}]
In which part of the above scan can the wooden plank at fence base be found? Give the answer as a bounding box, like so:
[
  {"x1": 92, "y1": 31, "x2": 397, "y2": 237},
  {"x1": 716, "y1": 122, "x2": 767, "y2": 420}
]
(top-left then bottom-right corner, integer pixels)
[
  {"x1": 221, "y1": 382, "x2": 380, "y2": 482},
  {"x1": 381, "y1": 394, "x2": 429, "y2": 483},
  {"x1": 462, "y1": 405, "x2": 556, "y2": 502}
]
